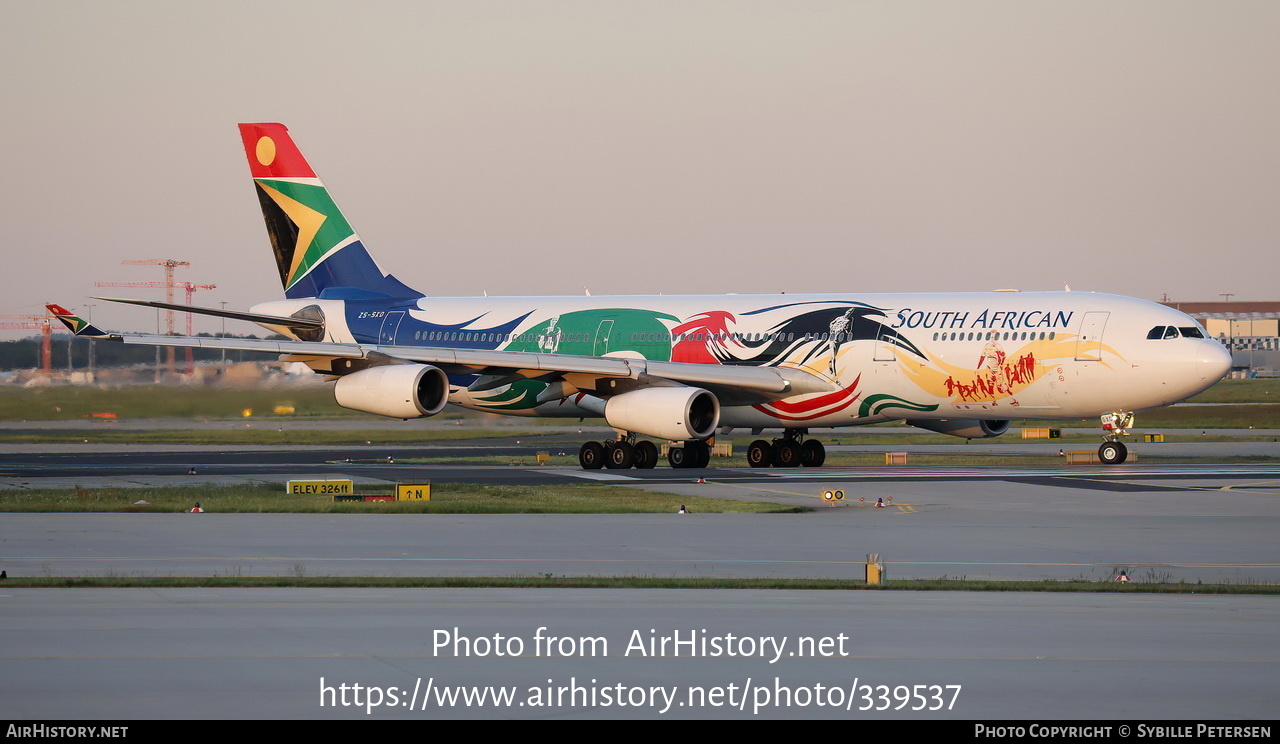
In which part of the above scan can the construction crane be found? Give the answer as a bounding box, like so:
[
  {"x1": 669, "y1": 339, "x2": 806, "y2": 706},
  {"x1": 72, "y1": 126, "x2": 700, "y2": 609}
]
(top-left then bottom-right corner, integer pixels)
[
  {"x1": 119, "y1": 259, "x2": 189, "y2": 379},
  {"x1": 94, "y1": 278, "x2": 217, "y2": 375},
  {"x1": 0, "y1": 312, "x2": 54, "y2": 375},
  {"x1": 177, "y1": 282, "x2": 217, "y2": 373}
]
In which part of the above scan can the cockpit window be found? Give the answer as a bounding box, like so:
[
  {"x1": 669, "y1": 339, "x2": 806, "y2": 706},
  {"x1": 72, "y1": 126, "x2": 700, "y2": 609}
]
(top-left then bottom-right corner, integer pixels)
[{"x1": 1149, "y1": 325, "x2": 1207, "y2": 340}]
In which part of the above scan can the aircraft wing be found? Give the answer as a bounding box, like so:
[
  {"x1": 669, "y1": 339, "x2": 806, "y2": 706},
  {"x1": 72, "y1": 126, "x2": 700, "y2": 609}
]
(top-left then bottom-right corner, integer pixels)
[
  {"x1": 81, "y1": 330, "x2": 365, "y2": 358},
  {"x1": 49, "y1": 305, "x2": 834, "y2": 402},
  {"x1": 376, "y1": 343, "x2": 834, "y2": 399},
  {"x1": 91, "y1": 296, "x2": 325, "y2": 330}
]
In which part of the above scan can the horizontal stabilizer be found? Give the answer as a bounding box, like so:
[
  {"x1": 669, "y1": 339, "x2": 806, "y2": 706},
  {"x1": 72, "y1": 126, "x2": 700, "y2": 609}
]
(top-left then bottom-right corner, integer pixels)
[
  {"x1": 92, "y1": 297, "x2": 324, "y2": 330},
  {"x1": 100, "y1": 331, "x2": 363, "y2": 358}
]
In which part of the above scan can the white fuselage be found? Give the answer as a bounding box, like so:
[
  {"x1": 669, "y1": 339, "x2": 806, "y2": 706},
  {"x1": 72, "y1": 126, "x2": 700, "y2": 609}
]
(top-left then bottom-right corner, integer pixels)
[{"x1": 254, "y1": 290, "x2": 1231, "y2": 430}]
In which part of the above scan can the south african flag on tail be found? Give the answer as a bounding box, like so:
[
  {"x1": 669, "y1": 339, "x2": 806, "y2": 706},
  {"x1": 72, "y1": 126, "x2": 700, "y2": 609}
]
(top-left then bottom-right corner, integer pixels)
[{"x1": 238, "y1": 123, "x2": 422, "y2": 301}]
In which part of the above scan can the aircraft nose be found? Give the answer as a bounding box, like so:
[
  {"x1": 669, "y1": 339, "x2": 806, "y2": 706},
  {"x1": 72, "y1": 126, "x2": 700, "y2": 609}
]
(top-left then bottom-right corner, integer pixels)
[{"x1": 1202, "y1": 341, "x2": 1233, "y2": 382}]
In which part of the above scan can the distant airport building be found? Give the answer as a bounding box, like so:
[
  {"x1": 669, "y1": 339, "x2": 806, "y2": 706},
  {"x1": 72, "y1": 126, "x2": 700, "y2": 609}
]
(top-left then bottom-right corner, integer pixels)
[{"x1": 1162, "y1": 301, "x2": 1280, "y2": 377}]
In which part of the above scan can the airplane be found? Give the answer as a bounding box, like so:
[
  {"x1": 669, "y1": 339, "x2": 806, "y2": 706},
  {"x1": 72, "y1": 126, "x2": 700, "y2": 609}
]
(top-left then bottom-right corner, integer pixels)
[{"x1": 49, "y1": 123, "x2": 1232, "y2": 470}]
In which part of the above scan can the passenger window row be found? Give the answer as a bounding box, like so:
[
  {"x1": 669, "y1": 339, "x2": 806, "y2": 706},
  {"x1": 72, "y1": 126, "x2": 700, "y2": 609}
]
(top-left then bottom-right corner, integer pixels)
[{"x1": 930, "y1": 331, "x2": 1056, "y2": 342}]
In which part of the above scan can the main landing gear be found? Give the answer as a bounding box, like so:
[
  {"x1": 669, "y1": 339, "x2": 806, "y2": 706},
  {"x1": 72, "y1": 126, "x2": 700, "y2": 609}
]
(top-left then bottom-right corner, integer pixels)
[
  {"x1": 747, "y1": 430, "x2": 826, "y2": 468},
  {"x1": 1097, "y1": 412, "x2": 1134, "y2": 465},
  {"x1": 579, "y1": 435, "x2": 662, "y2": 470},
  {"x1": 578, "y1": 431, "x2": 823, "y2": 470},
  {"x1": 579, "y1": 435, "x2": 712, "y2": 470}
]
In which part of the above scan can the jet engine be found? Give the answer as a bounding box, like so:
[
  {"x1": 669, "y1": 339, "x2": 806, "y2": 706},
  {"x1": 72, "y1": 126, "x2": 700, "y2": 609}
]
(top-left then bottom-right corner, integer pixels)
[
  {"x1": 604, "y1": 387, "x2": 720, "y2": 441},
  {"x1": 333, "y1": 364, "x2": 450, "y2": 419},
  {"x1": 906, "y1": 418, "x2": 1011, "y2": 439}
]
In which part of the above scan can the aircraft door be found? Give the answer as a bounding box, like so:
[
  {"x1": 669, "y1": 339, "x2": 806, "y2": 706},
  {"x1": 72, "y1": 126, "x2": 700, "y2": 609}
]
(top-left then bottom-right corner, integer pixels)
[
  {"x1": 594, "y1": 319, "x2": 615, "y2": 355},
  {"x1": 1074, "y1": 311, "x2": 1109, "y2": 361},
  {"x1": 379, "y1": 311, "x2": 406, "y2": 345},
  {"x1": 873, "y1": 326, "x2": 898, "y2": 362}
]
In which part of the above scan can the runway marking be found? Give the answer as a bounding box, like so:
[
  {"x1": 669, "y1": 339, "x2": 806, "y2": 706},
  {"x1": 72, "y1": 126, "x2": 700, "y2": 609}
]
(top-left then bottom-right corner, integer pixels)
[
  {"x1": 1217, "y1": 480, "x2": 1280, "y2": 492},
  {"x1": 1056, "y1": 476, "x2": 1280, "y2": 493},
  {"x1": 1012, "y1": 476, "x2": 1197, "y2": 493},
  {"x1": 631, "y1": 477, "x2": 922, "y2": 510},
  {"x1": 691, "y1": 481, "x2": 840, "y2": 501},
  {"x1": 546, "y1": 469, "x2": 638, "y2": 481},
  {"x1": 886, "y1": 561, "x2": 1280, "y2": 569},
  {"x1": 702, "y1": 481, "x2": 923, "y2": 510},
  {"x1": 8, "y1": 556, "x2": 1278, "y2": 568},
  {"x1": 737, "y1": 465, "x2": 1280, "y2": 479}
]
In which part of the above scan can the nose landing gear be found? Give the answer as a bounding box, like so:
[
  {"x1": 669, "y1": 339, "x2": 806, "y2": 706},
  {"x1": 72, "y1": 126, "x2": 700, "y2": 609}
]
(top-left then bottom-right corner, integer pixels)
[{"x1": 1098, "y1": 412, "x2": 1134, "y2": 465}]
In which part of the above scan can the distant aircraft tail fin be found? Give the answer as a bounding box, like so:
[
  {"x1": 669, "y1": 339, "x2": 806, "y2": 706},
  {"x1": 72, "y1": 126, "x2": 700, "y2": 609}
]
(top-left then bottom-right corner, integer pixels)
[
  {"x1": 46, "y1": 304, "x2": 111, "y2": 338},
  {"x1": 237, "y1": 123, "x2": 422, "y2": 301}
]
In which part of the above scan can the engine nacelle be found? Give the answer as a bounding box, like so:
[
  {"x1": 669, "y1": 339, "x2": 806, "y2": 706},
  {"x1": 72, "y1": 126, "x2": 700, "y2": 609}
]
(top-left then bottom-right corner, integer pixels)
[
  {"x1": 333, "y1": 364, "x2": 450, "y2": 419},
  {"x1": 906, "y1": 418, "x2": 1011, "y2": 439},
  {"x1": 604, "y1": 387, "x2": 720, "y2": 441}
]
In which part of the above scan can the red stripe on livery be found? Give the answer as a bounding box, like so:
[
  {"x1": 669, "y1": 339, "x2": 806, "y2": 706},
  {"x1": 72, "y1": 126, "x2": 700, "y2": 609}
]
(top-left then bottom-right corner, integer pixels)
[
  {"x1": 752, "y1": 376, "x2": 861, "y2": 422},
  {"x1": 239, "y1": 123, "x2": 316, "y2": 179}
]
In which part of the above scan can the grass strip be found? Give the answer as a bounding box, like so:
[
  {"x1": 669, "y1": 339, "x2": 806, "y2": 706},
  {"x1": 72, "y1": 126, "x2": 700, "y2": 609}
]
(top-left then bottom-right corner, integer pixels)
[
  {"x1": 1103, "y1": 404, "x2": 1280, "y2": 430},
  {"x1": 0, "y1": 483, "x2": 803, "y2": 514},
  {"x1": 0, "y1": 428, "x2": 552, "y2": 445},
  {"x1": 2, "y1": 576, "x2": 1274, "y2": 593},
  {"x1": 1185, "y1": 379, "x2": 1280, "y2": 403},
  {"x1": 0, "y1": 385, "x2": 350, "y2": 420}
]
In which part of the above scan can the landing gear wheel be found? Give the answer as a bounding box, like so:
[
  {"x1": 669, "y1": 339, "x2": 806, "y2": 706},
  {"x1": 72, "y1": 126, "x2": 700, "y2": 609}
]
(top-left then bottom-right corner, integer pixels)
[
  {"x1": 689, "y1": 441, "x2": 711, "y2": 468},
  {"x1": 669, "y1": 441, "x2": 711, "y2": 469},
  {"x1": 606, "y1": 441, "x2": 635, "y2": 469},
  {"x1": 747, "y1": 440, "x2": 772, "y2": 468},
  {"x1": 772, "y1": 440, "x2": 802, "y2": 467},
  {"x1": 801, "y1": 439, "x2": 826, "y2": 467},
  {"x1": 1099, "y1": 441, "x2": 1128, "y2": 465},
  {"x1": 579, "y1": 441, "x2": 605, "y2": 470},
  {"x1": 633, "y1": 441, "x2": 659, "y2": 470}
]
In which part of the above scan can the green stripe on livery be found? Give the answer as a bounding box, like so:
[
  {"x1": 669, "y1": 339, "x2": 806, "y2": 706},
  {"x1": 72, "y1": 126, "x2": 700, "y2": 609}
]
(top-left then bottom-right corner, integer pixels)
[
  {"x1": 858, "y1": 393, "x2": 938, "y2": 418},
  {"x1": 472, "y1": 379, "x2": 545, "y2": 410}
]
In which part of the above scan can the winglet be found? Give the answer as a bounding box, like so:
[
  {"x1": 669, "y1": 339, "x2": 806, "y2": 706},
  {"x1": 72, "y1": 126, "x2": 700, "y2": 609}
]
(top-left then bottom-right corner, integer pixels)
[{"x1": 46, "y1": 304, "x2": 110, "y2": 337}]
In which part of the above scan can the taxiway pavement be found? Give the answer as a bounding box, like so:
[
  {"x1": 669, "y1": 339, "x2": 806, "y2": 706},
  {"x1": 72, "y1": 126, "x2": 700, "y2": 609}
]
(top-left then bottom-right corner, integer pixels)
[{"x1": 1, "y1": 588, "x2": 1275, "y2": 720}]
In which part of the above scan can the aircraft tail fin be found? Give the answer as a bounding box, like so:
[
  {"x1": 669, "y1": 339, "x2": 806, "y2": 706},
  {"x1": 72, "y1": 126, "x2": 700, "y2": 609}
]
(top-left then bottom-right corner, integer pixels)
[
  {"x1": 46, "y1": 304, "x2": 111, "y2": 338},
  {"x1": 238, "y1": 123, "x2": 422, "y2": 301}
]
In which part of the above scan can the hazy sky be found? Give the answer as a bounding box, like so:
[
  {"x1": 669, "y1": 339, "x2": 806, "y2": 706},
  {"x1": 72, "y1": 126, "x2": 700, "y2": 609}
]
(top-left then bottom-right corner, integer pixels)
[{"x1": 2, "y1": 1, "x2": 1277, "y2": 338}]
